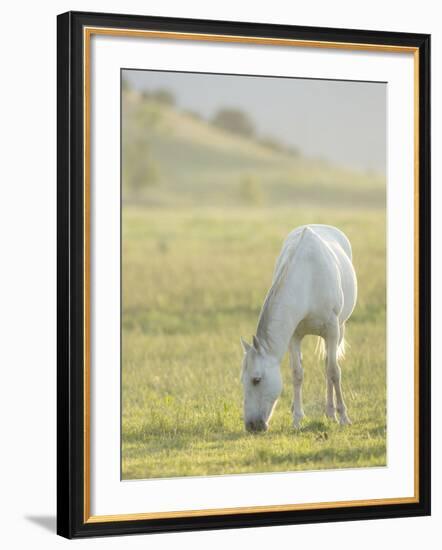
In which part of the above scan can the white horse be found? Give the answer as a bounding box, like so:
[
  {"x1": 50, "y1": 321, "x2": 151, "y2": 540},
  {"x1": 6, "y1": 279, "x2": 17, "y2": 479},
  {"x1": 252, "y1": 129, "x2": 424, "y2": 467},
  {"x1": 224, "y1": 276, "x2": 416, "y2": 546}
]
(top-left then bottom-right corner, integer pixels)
[{"x1": 241, "y1": 224, "x2": 357, "y2": 432}]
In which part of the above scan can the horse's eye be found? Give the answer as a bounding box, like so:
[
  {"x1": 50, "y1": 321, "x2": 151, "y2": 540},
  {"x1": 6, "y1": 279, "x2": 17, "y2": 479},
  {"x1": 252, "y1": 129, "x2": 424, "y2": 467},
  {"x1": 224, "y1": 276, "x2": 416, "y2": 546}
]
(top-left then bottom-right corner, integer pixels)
[{"x1": 252, "y1": 376, "x2": 262, "y2": 386}]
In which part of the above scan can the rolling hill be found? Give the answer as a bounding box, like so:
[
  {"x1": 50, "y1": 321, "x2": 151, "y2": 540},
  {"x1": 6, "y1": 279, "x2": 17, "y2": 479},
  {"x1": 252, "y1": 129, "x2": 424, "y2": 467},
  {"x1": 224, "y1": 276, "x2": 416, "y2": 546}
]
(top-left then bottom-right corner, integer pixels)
[{"x1": 122, "y1": 90, "x2": 385, "y2": 208}]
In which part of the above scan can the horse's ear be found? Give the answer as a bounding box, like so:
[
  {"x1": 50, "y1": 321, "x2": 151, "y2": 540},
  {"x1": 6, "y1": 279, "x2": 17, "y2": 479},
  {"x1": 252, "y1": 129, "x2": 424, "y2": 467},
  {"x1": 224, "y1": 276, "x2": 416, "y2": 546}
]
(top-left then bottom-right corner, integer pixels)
[
  {"x1": 252, "y1": 335, "x2": 262, "y2": 353},
  {"x1": 240, "y1": 337, "x2": 253, "y2": 354}
]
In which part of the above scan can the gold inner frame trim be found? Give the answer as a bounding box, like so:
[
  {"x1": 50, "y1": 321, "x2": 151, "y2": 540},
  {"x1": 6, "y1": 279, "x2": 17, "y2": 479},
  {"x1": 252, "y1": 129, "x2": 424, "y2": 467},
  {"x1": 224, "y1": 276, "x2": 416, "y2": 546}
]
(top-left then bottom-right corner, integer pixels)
[
  {"x1": 83, "y1": 26, "x2": 420, "y2": 524},
  {"x1": 85, "y1": 26, "x2": 419, "y2": 53}
]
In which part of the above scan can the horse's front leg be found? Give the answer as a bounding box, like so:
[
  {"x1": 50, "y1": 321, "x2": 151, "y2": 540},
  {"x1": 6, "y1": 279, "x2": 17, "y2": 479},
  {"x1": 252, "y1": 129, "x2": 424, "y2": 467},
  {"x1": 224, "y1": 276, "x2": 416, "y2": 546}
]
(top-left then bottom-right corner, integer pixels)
[{"x1": 289, "y1": 337, "x2": 304, "y2": 429}]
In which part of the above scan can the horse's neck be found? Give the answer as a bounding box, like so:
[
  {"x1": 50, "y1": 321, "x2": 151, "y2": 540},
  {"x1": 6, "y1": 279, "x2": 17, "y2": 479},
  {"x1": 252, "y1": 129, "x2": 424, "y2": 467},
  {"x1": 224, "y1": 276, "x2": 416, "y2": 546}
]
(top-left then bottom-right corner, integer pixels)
[{"x1": 256, "y1": 283, "x2": 300, "y2": 362}]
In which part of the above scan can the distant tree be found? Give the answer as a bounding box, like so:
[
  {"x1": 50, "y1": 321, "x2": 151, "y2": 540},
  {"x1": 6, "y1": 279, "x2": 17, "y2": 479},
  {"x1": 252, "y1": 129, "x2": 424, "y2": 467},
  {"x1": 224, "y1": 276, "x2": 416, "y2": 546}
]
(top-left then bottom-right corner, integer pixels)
[
  {"x1": 259, "y1": 136, "x2": 285, "y2": 153},
  {"x1": 140, "y1": 89, "x2": 152, "y2": 101},
  {"x1": 239, "y1": 174, "x2": 263, "y2": 205},
  {"x1": 285, "y1": 145, "x2": 300, "y2": 157},
  {"x1": 122, "y1": 105, "x2": 162, "y2": 198},
  {"x1": 152, "y1": 88, "x2": 176, "y2": 106},
  {"x1": 212, "y1": 108, "x2": 255, "y2": 138},
  {"x1": 259, "y1": 136, "x2": 300, "y2": 156},
  {"x1": 121, "y1": 77, "x2": 131, "y2": 92},
  {"x1": 123, "y1": 132, "x2": 161, "y2": 197}
]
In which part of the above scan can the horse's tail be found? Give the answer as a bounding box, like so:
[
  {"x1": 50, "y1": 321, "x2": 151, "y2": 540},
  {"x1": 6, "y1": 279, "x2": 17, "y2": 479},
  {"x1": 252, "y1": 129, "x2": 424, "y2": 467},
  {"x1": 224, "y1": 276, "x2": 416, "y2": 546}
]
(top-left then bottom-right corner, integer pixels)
[{"x1": 315, "y1": 335, "x2": 346, "y2": 361}]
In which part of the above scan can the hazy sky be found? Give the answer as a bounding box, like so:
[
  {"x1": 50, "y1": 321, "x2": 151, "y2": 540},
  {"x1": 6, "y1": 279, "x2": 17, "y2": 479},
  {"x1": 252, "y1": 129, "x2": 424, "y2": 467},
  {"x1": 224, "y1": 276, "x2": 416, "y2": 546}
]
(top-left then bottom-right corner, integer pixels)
[{"x1": 124, "y1": 69, "x2": 386, "y2": 174}]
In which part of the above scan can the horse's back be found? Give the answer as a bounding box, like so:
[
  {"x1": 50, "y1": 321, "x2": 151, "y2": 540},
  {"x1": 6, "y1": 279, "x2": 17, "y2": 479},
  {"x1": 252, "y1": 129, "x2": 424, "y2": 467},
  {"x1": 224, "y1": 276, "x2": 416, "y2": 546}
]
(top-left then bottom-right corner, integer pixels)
[
  {"x1": 287, "y1": 224, "x2": 352, "y2": 260},
  {"x1": 280, "y1": 224, "x2": 357, "y2": 325}
]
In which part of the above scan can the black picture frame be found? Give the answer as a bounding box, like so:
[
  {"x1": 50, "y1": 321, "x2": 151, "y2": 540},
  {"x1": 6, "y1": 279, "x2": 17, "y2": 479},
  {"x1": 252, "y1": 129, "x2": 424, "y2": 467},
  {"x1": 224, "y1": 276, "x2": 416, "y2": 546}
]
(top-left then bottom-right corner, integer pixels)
[{"x1": 57, "y1": 10, "x2": 431, "y2": 539}]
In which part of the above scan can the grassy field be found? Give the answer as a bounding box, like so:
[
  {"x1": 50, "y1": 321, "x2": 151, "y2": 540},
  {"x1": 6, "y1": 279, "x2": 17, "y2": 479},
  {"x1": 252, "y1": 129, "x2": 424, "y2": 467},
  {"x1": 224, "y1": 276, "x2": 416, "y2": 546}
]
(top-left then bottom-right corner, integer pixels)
[{"x1": 122, "y1": 206, "x2": 386, "y2": 480}]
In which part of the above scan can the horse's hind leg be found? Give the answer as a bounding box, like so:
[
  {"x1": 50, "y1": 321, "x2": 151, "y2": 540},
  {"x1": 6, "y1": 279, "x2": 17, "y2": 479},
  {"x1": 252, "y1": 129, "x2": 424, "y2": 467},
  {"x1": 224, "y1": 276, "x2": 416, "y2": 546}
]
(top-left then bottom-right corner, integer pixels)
[
  {"x1": 325, "y1": 361, "x2": 336, "y2": 422},
  {"x1": 289, "y1": 336, "x2": 304, "y2": 429},
  {"x1": 325, "y1": 317, "x2": 351, "y2": 426}
]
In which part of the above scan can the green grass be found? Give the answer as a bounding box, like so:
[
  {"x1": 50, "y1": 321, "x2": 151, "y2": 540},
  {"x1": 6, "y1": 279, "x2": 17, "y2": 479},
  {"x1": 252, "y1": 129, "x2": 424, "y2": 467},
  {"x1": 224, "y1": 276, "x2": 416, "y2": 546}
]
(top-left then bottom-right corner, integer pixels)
[{"x1": 122, "y1": 206, "x2": 386, "y2": 480}]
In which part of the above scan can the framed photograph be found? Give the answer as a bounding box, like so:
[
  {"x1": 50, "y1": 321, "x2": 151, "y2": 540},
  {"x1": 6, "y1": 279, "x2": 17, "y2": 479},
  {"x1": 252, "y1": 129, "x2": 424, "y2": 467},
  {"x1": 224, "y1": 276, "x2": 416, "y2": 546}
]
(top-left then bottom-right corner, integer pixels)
[{"x1": 57, "y1": 11, "x2": 431, "y2": 538}]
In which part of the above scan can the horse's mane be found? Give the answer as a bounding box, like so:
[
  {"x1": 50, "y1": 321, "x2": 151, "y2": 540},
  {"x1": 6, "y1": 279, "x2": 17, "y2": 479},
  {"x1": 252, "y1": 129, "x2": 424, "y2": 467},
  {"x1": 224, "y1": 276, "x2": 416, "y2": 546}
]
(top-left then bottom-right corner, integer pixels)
[{"x1": 256, "y1": 229, "x2": 307, "y2": 346}]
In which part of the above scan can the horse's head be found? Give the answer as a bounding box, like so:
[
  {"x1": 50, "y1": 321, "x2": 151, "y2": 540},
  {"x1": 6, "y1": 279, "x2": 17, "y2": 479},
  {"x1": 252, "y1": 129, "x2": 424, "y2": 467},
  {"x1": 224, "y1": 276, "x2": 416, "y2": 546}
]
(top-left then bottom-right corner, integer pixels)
[{"x1": 240, "y1": 335, "x2": 282, "y2": 433}]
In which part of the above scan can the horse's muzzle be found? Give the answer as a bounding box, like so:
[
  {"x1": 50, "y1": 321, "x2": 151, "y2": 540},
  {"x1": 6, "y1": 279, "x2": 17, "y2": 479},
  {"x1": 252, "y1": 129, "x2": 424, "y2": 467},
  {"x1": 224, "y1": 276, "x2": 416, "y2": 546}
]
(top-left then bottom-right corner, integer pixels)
[{"x1": 246, "y1": 419, "x2": 268, "y2": 433}]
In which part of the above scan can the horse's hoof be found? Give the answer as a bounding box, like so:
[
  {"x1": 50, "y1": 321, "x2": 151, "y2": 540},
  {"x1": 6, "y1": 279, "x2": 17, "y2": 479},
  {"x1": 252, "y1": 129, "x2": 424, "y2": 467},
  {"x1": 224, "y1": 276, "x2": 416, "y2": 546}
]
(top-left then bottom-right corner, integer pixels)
[
  {"x1": 293, "y1": 413, "x2": 305, "y2": 429},
  {"x1": 339, "y1": 415, "x2": 352, "y2": 426},
  {"x1": 325, "y1": 407, "x2": 337, "y2": 422}
]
